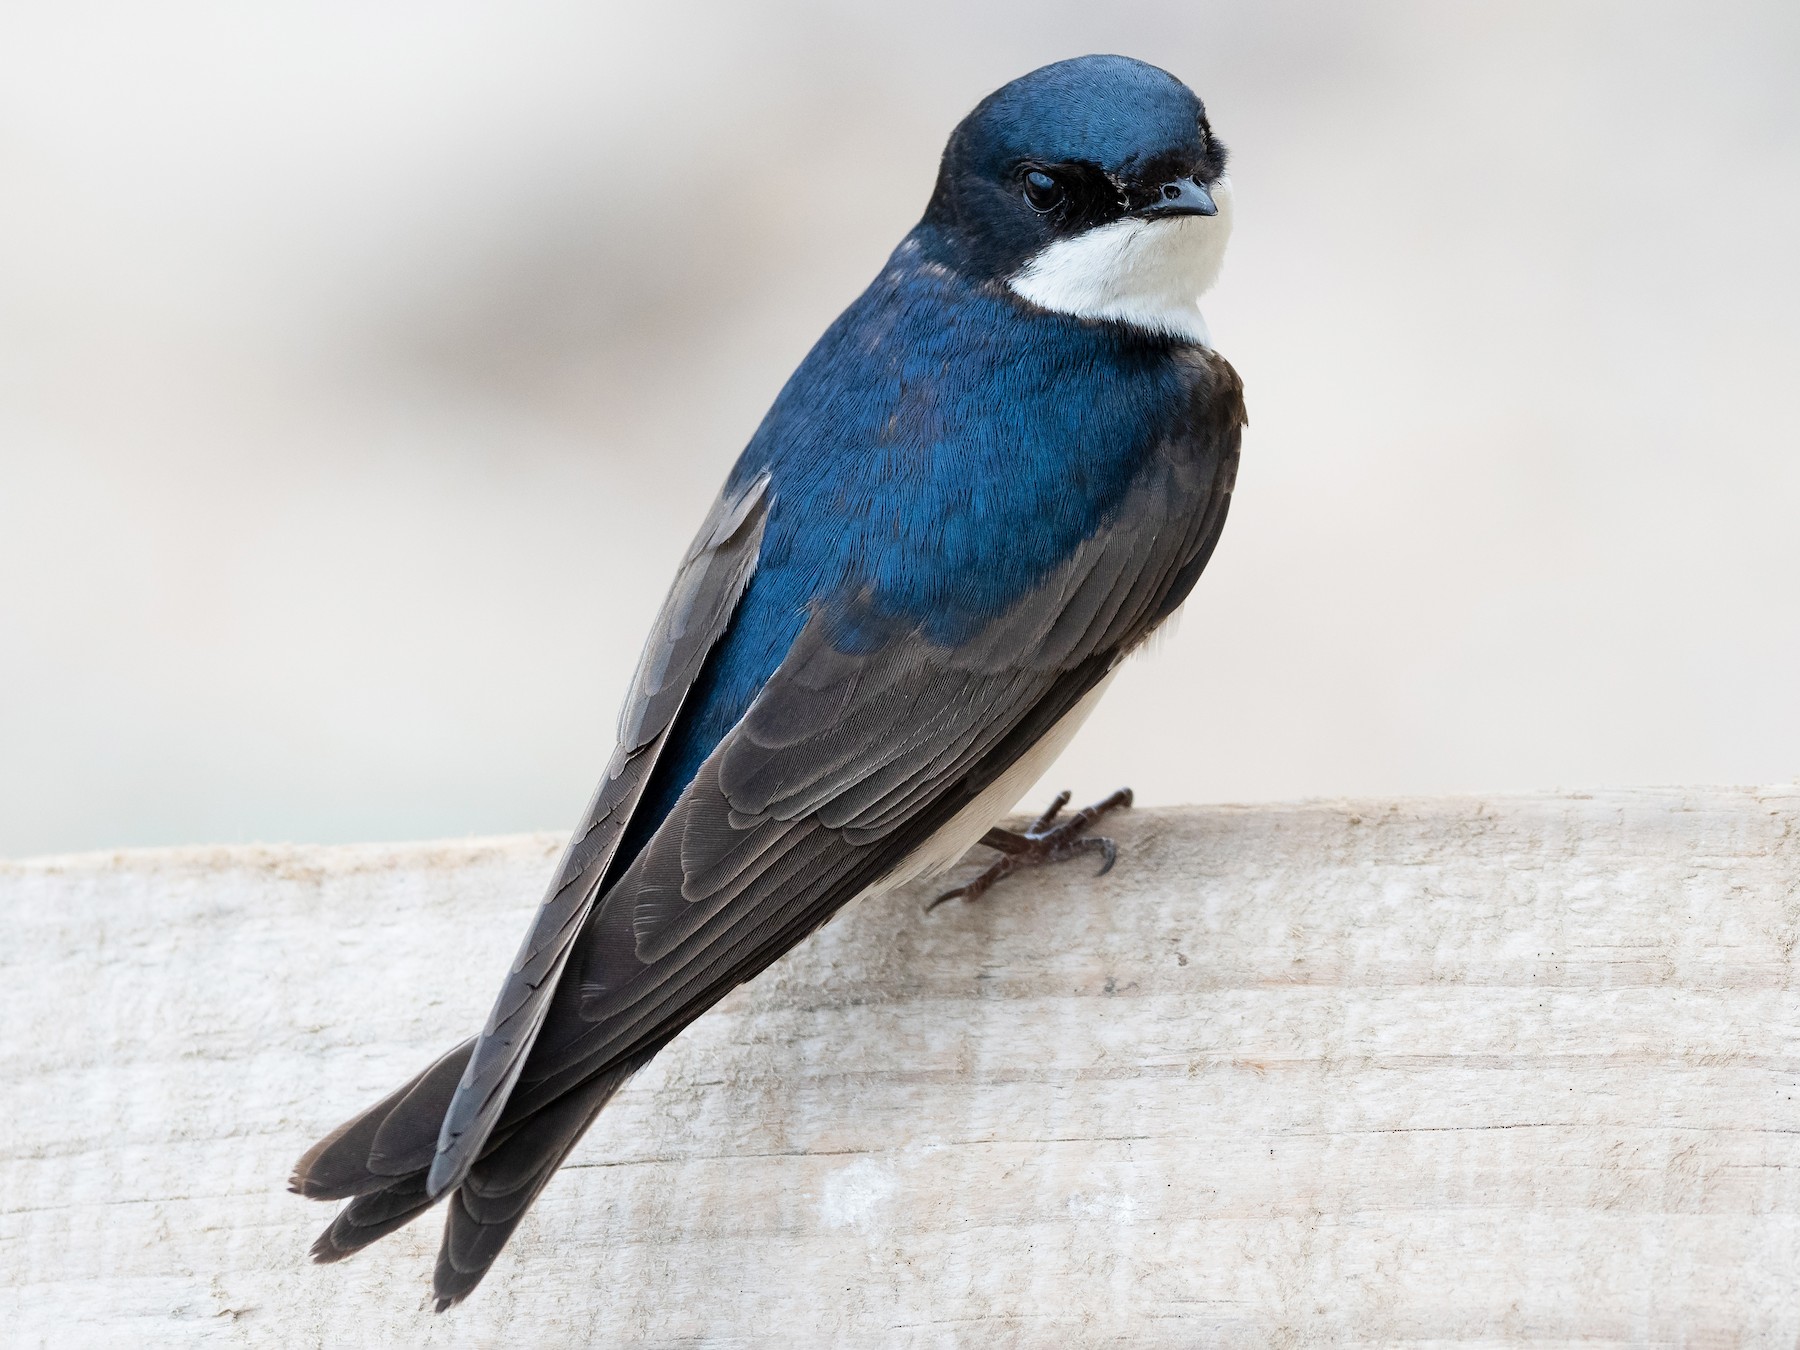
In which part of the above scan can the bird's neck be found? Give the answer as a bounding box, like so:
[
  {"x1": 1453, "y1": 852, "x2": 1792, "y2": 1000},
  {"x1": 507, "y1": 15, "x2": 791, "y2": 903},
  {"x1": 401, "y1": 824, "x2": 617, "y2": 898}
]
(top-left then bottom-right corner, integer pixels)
[{"x1": 900, "y1": 190, "x2": 1231, "y2": 350}]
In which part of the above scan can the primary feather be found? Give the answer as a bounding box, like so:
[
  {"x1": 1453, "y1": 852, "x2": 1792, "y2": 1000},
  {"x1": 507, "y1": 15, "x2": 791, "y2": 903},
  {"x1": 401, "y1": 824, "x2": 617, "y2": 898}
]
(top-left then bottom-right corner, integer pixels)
[{"x1": 292, "y1": 52, "x2": 1246, "y2": 1310}]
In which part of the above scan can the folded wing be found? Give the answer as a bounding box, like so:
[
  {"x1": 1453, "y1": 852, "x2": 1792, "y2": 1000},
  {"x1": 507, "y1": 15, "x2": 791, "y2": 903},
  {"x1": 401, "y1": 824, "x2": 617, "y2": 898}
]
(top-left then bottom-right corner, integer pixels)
[
  {"x1": 424, "y1": 473, "x2": 771, "y2": 1197},
  {"x1": 502, "y1": 417, "x2": 1238, "y2": 1118}
]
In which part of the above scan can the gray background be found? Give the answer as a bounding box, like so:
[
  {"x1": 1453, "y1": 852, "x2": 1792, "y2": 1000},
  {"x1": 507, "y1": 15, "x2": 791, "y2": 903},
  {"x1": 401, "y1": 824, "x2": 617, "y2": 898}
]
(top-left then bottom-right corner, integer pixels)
[{"x1": 3, "y1": 1, "x2": 1796, "y2": 857}]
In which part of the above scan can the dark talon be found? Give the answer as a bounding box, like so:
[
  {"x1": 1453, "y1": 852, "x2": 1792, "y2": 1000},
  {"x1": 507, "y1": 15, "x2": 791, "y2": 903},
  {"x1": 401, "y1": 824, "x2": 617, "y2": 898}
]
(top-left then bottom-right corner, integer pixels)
[
  {"x1": 930, "y1": 787, "x2": 1134, "y2": 910},
  {"x1": 1030, "y1": 789, "x2": 1072, "y2": 833}
]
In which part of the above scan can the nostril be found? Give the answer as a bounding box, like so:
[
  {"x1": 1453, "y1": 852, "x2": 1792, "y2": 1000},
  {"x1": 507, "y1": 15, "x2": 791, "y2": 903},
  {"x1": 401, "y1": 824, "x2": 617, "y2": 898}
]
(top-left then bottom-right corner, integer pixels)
[{"x1": 1161, "y1": 182, "x2": 1181, "y2": 200}]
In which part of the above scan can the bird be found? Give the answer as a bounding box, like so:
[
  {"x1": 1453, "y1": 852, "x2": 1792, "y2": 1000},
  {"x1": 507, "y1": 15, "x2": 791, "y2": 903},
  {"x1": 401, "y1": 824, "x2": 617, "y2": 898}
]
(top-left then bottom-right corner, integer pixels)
[{"x1": 291, "y1": 52, "x2": 1245, "y2": 1310}]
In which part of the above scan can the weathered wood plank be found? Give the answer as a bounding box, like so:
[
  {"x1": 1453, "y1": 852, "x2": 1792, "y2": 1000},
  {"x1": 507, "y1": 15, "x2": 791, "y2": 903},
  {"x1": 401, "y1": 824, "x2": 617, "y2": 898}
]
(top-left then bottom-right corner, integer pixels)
[{"x1": 3, "y1": 788, "x2": 1798, "y2": 1346}]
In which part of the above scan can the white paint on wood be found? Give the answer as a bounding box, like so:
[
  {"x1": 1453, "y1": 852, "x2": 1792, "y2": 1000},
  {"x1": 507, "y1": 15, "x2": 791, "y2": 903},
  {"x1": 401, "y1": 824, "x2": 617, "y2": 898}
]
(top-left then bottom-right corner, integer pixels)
[{"x1": 3, "y1": 787, "x2": 1799, "y2": 1346}]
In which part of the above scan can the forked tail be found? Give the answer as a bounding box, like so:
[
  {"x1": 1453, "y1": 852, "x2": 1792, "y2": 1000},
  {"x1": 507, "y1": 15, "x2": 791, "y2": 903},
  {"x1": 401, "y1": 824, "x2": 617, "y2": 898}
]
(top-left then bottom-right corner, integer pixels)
[{"x1": 291, "y1": 1039, "x2": 646, "y2": 1308}]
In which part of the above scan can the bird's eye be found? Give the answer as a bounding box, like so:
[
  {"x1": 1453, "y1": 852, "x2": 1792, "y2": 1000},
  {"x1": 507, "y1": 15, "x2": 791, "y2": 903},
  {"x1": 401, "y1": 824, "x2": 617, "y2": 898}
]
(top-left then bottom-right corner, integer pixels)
[{"x1": 1022, "y1": 169, "x2": 1064, "y2": 213}]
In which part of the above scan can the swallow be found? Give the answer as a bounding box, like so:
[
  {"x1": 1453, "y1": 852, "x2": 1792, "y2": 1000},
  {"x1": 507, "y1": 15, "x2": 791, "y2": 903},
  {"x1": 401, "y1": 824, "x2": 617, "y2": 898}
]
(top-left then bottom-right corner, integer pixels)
[{"x1": 292, "y1": 52, "x2": 1244, "y2": 1309}]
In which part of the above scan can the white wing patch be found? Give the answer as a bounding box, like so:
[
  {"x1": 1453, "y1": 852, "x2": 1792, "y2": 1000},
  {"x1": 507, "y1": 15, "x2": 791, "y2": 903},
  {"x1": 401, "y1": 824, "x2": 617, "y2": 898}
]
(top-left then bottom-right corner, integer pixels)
[{"x1": 1009, "y1": 177, "x2": 1234, "y2": 346}]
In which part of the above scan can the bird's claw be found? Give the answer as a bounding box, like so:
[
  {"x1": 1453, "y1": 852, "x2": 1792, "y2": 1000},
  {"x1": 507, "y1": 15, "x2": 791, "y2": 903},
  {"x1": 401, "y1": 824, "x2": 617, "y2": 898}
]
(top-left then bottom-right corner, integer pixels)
[
  {"x1": 1091, "y1": 834, "x2": 1118, "y2": 876},
  {"x1": 929, "y1": 787, "x2": 1133, "y2": 910}
]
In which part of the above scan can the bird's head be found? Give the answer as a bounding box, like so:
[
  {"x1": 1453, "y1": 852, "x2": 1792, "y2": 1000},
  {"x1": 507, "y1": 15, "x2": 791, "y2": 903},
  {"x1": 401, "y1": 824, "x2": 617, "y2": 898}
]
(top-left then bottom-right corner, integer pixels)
[{"x1": 919, "y1": 55, "x2": 1232, "y2": 345}]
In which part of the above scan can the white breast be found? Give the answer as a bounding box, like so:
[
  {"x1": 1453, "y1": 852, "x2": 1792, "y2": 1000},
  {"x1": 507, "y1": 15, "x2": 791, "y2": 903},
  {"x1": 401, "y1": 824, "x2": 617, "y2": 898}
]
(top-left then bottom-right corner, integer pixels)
[{"x1": 864, "y1": 669, "x2": 1119, "y2": 898}]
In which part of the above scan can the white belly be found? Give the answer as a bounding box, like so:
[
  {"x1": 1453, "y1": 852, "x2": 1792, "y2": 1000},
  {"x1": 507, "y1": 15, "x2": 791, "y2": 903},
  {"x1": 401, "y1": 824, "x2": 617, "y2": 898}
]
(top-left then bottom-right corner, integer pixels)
[{"x1": 862, "y1": 669, "x2": 1118, "y2": 898}]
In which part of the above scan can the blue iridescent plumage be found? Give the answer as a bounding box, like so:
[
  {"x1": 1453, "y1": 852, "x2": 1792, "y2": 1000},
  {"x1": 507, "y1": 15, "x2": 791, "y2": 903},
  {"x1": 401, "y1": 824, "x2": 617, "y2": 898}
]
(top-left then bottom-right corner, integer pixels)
[
  {"x1": 294, "y1": 53, "x2": 1247, "y2": 1310},
  {"x1": 627, "y1": 237, "x2": 1198, "y2": 859}
]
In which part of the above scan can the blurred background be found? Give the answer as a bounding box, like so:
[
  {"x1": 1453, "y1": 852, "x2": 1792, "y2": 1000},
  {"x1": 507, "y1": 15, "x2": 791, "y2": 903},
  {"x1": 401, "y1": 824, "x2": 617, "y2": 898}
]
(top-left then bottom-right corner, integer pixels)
[{"x1": 2, "y1": 1, "x2": 1797, "y2": 858}]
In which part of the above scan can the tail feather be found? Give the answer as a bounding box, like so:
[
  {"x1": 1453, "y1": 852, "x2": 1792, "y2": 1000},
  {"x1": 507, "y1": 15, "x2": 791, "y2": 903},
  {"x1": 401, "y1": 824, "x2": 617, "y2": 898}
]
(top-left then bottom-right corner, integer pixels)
[
  {"x1": 294, "y1": 1037, "x2": 651, "y2": 1308},
  {"x1": 291, "y1": 1038, "x2": 475, "y2": 1200},
  {"x1": 310, "y1": 1171, "x2": 437, "y2": 1263},
  {"x1": 431, "y1": 1053, "x2": 648, "y2": 1310}
]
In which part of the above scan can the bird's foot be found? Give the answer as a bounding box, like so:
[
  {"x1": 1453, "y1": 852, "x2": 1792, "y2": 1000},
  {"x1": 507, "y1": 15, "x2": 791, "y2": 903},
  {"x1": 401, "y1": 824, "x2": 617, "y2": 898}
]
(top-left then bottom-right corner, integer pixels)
[{"x1": 929, "y1": 787, "x2": 1134, "y2": 910}]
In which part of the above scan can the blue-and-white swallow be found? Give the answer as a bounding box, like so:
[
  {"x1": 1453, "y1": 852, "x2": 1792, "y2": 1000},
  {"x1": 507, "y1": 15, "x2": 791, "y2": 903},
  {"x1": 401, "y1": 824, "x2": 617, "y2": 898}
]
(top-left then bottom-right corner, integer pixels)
[{"x1": 293, "y1": 53, "x2": 1244, "y2": 1308}]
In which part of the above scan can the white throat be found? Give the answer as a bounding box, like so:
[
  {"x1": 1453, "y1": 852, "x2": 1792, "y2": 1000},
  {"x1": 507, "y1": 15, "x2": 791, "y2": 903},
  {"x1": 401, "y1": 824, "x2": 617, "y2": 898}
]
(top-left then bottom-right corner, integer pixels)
[{"x1": 1007, "y1": 176, "x2": 1234, "y2": 346}]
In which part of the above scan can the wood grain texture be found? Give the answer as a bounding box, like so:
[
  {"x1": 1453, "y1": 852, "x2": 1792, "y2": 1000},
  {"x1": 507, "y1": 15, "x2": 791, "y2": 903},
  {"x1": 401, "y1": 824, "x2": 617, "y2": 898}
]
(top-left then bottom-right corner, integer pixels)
[{"x1": 3, "y1": 787, "x2": 1799, "y2": 1347}]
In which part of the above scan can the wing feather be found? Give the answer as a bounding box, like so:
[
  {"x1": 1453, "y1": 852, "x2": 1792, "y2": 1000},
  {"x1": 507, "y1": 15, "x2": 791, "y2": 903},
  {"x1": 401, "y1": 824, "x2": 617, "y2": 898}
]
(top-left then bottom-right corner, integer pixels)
[
  {"x1": 498, "y1": 348, "x2": 1246, "y2": 1130},
  {"x1": 425, "y1": 472, "x2": 771, "y2": 1197}
]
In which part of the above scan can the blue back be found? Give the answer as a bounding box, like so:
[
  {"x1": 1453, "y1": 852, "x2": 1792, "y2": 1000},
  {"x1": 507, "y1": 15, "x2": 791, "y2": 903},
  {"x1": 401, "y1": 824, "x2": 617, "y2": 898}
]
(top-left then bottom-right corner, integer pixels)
[{"x1": 618, "y1": 229, "x2": 1195, "y2": 860}]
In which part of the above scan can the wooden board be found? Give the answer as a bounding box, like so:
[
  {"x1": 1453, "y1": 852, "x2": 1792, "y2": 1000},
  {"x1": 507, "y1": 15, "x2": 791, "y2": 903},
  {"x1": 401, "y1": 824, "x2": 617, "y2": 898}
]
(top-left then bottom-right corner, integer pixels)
[{"x1": 4, "y1": 788, "x2": 1799, "y2": 1346}]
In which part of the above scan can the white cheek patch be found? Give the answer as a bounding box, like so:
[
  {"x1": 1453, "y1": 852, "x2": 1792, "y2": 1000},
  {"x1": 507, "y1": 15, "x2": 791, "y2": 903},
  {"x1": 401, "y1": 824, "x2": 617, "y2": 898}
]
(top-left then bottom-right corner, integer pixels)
[{"x1": 1008, "y1": 177, "x2": 1234, "y2": 346}]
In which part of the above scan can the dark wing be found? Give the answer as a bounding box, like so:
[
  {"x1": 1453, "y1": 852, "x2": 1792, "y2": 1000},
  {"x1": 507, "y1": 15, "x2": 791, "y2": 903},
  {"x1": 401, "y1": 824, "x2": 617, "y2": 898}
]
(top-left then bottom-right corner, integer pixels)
[
  {"x1": 504, "y1": 363, "x2": 1243, "y2": 1114},
  {"x1": 426, "y1": 472, "x2": 771, "y2": 1197}
]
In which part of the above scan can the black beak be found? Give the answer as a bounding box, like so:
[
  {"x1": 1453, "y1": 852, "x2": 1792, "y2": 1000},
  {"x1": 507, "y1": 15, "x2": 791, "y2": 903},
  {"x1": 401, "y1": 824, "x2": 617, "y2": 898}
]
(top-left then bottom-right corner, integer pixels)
[{"x1": 1135, "y1": 176, "x2": 1218, "y2": 219}]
